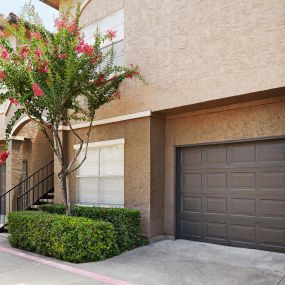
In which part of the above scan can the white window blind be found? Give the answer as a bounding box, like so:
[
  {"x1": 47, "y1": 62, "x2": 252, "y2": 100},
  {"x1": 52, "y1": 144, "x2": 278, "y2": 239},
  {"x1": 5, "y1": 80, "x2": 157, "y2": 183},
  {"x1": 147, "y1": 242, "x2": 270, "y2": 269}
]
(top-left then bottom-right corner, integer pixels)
[
  {"x1": 82, "y1": 9, "x2": 124, "y2": 66},
  {"x1": 76, "y1": 141, "x2": 124, "y2": 207}
]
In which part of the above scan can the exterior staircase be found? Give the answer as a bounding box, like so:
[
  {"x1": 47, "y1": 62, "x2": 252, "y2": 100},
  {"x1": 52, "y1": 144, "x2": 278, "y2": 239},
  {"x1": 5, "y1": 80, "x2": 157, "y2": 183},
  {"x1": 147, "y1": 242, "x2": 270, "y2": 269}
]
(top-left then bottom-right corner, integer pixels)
[{"x1": 0, "y1": 161, "x2": 54, "y2": 232}]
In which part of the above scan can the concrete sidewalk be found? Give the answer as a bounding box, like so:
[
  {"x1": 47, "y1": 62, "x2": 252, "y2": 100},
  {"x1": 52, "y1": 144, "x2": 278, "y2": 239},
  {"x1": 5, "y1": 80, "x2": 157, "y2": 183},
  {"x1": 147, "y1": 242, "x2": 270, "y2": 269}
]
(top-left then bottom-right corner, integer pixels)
[{"x1": 0, "y1": 235, "x2": 284, "y2": 285}]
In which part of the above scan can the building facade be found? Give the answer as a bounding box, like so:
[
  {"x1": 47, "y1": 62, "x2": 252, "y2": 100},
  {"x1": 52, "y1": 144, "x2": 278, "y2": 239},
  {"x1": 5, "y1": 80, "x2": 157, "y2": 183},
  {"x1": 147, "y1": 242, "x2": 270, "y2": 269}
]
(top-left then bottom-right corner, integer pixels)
[{"x1": 2, "y1": 0, "x2": 284, "y2": 251}]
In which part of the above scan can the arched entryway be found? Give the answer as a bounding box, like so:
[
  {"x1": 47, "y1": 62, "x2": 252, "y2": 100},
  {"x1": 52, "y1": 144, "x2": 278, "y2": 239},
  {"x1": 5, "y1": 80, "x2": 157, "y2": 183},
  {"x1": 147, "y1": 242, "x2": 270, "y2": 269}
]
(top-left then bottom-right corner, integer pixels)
[{"x1": 6, "y1": 116, "x2": 54, "y2": 199}]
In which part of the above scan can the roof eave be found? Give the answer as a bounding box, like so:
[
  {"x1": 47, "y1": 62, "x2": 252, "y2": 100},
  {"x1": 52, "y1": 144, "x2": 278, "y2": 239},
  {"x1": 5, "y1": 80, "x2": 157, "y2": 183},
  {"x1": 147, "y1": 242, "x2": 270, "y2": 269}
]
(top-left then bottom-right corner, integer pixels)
[{"x1": 39, "y1": 0, "x2": 60, "y2": 10}]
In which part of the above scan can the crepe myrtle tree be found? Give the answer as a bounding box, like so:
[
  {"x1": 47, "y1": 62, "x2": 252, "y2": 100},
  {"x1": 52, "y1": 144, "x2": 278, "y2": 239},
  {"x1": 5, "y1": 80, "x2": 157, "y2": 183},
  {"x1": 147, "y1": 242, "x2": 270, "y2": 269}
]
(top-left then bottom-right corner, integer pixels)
[{"x1": 0, "y1": 8, "x2": 142, "y2": 215}]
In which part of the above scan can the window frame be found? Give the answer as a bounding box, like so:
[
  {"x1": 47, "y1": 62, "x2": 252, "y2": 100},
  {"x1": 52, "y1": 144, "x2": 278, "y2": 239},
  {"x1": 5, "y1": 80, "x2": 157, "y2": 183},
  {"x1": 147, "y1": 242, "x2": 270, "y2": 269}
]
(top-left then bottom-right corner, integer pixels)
[
  {"x1": 81, "y1": 9, "x2": 125, "y2": 67},
  {"x1": 75, "y1": 138, "x2": 125, "y2": 208}
]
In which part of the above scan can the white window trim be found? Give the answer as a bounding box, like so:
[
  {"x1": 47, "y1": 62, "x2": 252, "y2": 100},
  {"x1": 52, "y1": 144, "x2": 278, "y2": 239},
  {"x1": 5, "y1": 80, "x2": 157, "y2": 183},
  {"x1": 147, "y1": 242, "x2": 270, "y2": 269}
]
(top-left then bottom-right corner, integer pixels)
[
  {"x1": 74, "y1": 138, "x2": 125, "y2": 150},
  {"x1": 75, "y1": 203, "x2": 124, "y2": 209}
]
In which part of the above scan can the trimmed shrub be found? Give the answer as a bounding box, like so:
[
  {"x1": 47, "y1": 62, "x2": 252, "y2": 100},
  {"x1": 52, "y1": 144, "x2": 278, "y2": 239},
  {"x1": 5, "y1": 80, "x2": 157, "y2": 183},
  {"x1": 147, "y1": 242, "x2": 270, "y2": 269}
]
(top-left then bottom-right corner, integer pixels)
[
  {"x1": 39, "y1": 204, "x2": 146, "y2": 252},
  {"x1": 8, "y1": 211, "x2": 118, "y2": 263}
]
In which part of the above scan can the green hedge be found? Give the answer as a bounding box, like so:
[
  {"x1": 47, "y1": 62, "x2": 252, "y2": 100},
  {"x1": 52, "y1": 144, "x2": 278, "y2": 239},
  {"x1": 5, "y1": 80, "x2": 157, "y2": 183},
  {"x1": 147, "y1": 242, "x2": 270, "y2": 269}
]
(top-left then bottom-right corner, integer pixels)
[
  {"x1": 39, "y1": 204, "x2": 146, "y2": 252},
  {"x1": 8, "y1": 211, "x2": 118, "y2": 263}
]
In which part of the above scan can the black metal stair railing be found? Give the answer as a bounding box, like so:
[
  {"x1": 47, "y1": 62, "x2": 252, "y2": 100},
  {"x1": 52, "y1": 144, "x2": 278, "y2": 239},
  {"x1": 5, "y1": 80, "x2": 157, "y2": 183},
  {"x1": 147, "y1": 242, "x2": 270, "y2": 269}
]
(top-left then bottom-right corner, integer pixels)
[
  {"x1": 17, "y1": 172, "x2": 54, "y2": 211},
  {"x1": 0, "y1": 160, "x2": 54, "y2": 229}
]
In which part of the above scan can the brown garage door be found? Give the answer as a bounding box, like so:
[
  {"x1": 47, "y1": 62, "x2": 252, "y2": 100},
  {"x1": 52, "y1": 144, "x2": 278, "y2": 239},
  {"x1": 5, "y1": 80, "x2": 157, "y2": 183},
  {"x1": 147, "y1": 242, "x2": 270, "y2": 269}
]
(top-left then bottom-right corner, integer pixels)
[{"x1": 176, "y1": 138, "x2": 285, "y2": 252}]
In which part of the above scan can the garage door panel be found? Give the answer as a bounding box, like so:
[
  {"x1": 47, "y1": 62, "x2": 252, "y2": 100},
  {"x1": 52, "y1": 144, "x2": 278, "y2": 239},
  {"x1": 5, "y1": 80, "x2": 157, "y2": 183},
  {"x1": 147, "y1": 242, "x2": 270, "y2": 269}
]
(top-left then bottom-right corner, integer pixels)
[
  {"x1": 204, "y1": 145, "x2": 227, "y2": 165},
  {"x1": 229, "y1": 172, "x2": 256, "y2": 190},
  {"x1": 257, "y1": 141, "x2": 285, "y2": 163},
  {"x1": 204, "y1": 173, "x2": 227, "y2": 190},
  {"x1": 258, "y1": 217, "x2": 285, "y2": 229},
  {"x1": 181, "y1": 196, "x2": 202, "y2": 214},
  {"x1": 181, "y1": 220, "x2": 202, "y2": 238},
  {"x1": 177, "y1": 138, "x2": 285, "y2": 252},
  {"x1": 231, "y1": 241, "x2": 258, "y2": 249},
  {"x1": 227, "y1": 144, "x2": 256, "y2": 165},
  {"x1": 259, "y1": 172, "x2": 285, "y2": 190},
  {"x1": 205, "y1": 222, "x2": 227, "y2": 240},
  {"x1": 228, "y1": 216, "x2": 257, "y2": 227},
  {"x1": 260, "y1": 227, "x2": 285, "y2": 247},
  {"x1": 181, "y1": 173, "x2": 202, "y2": 192},
  {"x1": 204, "y1": 197, "x2": 227, "y2": 214},
  {"x1": 260, "y1": 200, "x2": 285, "y2": 218},
  {"x1": 181, "y1": 148, "x2": 202, "y2": 166},
  {"x1": 231, "y1": 224, "x2": 256, "y2": 243},
  {"x1": 230, "y1": 198, "x2": 256, "y2": 216}
]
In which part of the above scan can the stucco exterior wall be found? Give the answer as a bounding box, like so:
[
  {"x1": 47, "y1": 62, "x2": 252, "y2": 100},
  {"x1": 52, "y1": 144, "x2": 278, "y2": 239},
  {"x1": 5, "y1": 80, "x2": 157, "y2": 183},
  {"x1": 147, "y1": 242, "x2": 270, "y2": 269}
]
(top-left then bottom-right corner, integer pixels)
[
  {"x1": 16, "y1": 120, "x2": 53, "y2": 175},
  {"x1": 150, "y1": 117, "x2": 165, "y2": 238},
  {"x1": 59, "y1": 0, "x2": 285, "y2": 121},
  {"x1": 54, "y1": 117, "x2": 152, "y2": 236},
  {"x1": 164, "y1": 95, "x2": 285, "y2": 236},
  {"x1": 53, "y1": 0, "x2": 285, "y2": 240},
  {"x1": 3, "y1": 120, "x2": 53, "y2": 201}
]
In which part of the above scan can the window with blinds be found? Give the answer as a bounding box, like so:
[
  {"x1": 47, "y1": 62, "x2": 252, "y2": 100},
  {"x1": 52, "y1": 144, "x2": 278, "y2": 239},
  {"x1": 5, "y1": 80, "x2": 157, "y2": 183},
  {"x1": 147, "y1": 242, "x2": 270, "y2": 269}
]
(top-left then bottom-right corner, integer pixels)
[
  {"x1": 76, "y1": 141, "x2": 124, "y2": 207},
  {"x1": 82, "y1": 9, "x2": 124, "y2": 67}
]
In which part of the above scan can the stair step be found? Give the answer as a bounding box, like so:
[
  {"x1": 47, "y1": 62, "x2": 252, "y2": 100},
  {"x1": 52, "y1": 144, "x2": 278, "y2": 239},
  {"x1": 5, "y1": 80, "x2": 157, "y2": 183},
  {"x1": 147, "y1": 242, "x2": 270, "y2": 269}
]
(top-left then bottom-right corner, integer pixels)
[
  {"x1": 30, "y1": 205, "x2": 39, "y2": 209},
  {"x1": 39, "y1": 199, "x2": 53, "y2": 203},
  {"x1": 47, "y1": 193, "x2": 54, "y2": 197}
]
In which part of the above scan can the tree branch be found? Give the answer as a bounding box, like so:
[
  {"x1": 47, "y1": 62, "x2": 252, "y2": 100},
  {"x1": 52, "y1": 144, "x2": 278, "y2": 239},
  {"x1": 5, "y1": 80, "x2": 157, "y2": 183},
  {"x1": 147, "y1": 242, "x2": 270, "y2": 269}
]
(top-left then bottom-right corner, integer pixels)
[{"x1": 66, "y1": 112, "x2": 95, "y2": 175}]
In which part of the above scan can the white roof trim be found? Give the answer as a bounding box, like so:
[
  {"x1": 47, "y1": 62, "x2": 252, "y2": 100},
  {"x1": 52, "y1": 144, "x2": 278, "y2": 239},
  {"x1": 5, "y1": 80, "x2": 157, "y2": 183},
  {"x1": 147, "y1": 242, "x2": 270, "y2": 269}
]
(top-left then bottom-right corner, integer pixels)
[
  {"x1": 9, "y1": 110, "x2": 151, "y2": 135},
  {"x1": 10, "y1": 114, "x2": 48, "y2": 136},
  {"x1": 10, "y1": 116, "x2": 30, "y2": 136},
  {"x1": 60, "y1": 110, "x2": 151, "y2": 131},
  {"x1": 74, "y1": 138, "x2": 125, "y2": 150}
]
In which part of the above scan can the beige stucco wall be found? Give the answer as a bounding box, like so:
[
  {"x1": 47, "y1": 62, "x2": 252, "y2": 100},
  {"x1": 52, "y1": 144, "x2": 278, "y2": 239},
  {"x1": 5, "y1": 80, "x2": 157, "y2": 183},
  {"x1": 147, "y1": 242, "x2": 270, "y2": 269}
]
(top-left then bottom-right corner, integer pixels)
[
  {"x1": 150, "y1": 117, "x2": 165, "y2": 238},
  {"x1": 164, "y1": 95, "x2": 285, "y2": 236},
  {"x1": 5, "y1": 120, "x2": 53, "y2": 198},
  {"x1": 16, "y1": 121, "x2": 53, "y2": 175},
  {"x1": 53, "y1": 94, "x2": 285, "y2": 239},
  {"x1": 54, "y1": 0, "x2": 285, "y2": 240},
  {"x1": 59, "y1": 0, "x2": 285, "y2": 121},
  {"x1": 54, "y1": 117, "x2": 152, "y2": 236}
]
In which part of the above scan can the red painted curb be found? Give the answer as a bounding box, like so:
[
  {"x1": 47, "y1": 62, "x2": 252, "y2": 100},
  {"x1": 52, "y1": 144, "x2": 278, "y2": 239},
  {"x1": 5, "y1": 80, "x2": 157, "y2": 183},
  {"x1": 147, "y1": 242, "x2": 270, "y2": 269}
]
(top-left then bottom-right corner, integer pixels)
[{"x1": 0, "y1": 246, "x2": 135, "y2": 285}]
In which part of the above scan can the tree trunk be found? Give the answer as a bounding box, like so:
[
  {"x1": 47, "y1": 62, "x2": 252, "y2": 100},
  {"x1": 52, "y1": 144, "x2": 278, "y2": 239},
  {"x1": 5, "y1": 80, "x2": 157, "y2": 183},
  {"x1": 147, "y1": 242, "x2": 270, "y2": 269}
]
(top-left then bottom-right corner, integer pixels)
[{"x1": 59, "y1": 172, "x2": 72, "y2": 216}]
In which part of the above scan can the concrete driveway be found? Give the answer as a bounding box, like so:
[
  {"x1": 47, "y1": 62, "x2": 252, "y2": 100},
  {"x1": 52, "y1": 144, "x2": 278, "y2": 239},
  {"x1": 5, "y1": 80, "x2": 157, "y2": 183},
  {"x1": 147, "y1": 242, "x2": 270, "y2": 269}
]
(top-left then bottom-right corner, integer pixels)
[{"x1": 0, "y1": 235, "x2": 284, "y2": 285}]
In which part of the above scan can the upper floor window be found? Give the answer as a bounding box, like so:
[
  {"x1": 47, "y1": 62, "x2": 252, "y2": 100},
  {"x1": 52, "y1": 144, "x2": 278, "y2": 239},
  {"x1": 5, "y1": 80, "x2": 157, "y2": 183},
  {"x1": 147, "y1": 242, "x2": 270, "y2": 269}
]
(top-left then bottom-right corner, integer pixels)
[{"x1": 82, "y1": 9, "x2": 124, "y2": 66}]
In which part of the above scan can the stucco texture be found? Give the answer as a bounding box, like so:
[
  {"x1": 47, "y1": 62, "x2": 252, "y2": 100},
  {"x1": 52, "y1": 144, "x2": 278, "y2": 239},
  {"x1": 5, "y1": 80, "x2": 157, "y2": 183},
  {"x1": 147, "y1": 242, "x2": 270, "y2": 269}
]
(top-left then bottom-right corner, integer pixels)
[
  {"x1": 164, "y1": 96, "x2": 285, "y2": 236},
  {"x1": 53, "y1": 117, "x2": 152, "y2": 236},
  {"x1": 55, "y1": 0, "x2": 285, "y2": 239},
  {"x1": 67, "y1": 0, "x2": 285, "y2": 121},
  {"x1": 5, "y1": 120, "x2": 53, "y2": 195}
]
